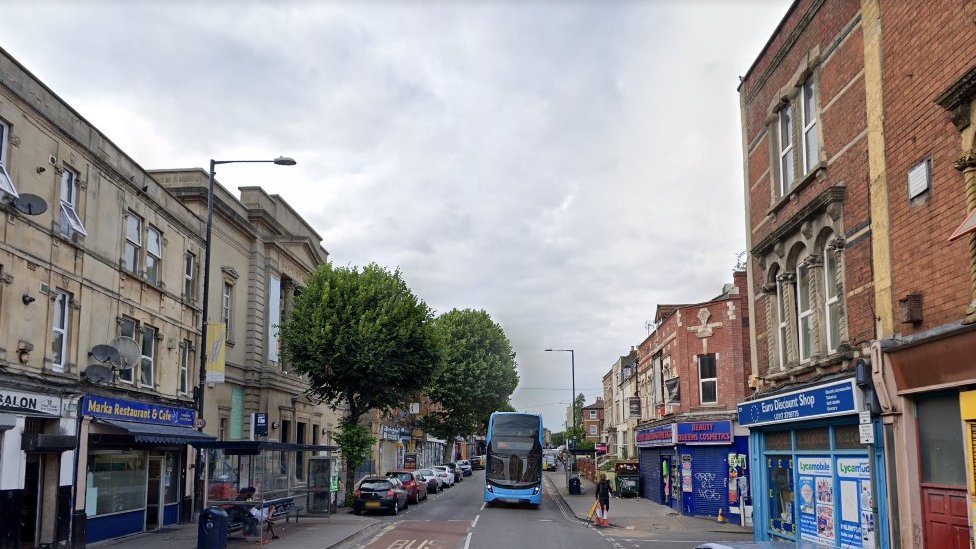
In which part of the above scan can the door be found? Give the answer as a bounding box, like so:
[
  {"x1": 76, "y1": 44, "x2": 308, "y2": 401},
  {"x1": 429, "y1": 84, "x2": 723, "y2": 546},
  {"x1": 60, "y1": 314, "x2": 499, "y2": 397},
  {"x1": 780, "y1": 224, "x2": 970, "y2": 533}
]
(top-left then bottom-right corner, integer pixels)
[
  {"x1": 146, "y1": 456, "x2": 163, "y2": 530},
  {"x1": 21, "y1": 455, "x2": 40, "y2": 546},
  {"x1": 921, "y1": 486, "x2": 969, "y2": 549},
  {"x1": 917, "y1": 392, "x2": 969, "y2": 549}
]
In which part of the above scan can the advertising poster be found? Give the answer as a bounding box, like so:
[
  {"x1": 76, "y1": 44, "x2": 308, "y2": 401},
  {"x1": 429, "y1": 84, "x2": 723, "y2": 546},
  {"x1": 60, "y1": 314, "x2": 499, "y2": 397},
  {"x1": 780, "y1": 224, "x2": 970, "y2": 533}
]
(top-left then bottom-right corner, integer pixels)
[
  {"x1": 681, "y1": 454, "x2": 693, "y2": 493},
  {"x1": 837, "y1": 457, "x2": 874, "y2": 549},
  {"x1": 797, "y1": 457, "x2": 834, "y2": 546}
]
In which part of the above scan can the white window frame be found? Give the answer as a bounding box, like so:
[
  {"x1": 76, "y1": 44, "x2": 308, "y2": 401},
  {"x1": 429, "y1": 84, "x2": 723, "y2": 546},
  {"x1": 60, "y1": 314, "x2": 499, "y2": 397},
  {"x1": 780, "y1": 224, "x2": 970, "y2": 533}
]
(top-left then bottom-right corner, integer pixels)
[
  {"x1": 778, "y1": 103, "x2": 796, "y2": 195},
  {"x1": 0, "y1": 118, "x2": 18, "y2": 200},
  {"x1": 0, "y1": 118, "x2": 8, "y2": 167},
  {"x1": 123, "y1": 213, "x2": 142, "y2": 275},
  {"x1": 698, "y1": 354, "x2": 717, "y2": 405},
  {"x1": 59, "y1": 166, "x2": 87, "y2": 237},
  {"x1": 222, "y1": 282, "x2": 233, "y2": 338},
  {"x1": 51, "y1": 290, "x2": 71, "y2": 372},
  {"x1": 145, "y1": 225, "x2": 162, "y2": 284},
  {"x1": 118, "y1": 317, "x2": 137, "y2": 384},
  {"x1": 184, "y1": 252, "x2": 195, "y2": 299},
  {"x1": 776, "y1": 277, "x2": 789, "y2": 369},
  {"x1": 796, "y1": 262, "x2": 814, "y2": 362},
  {"x1": 801, "y1": 77, "x2": 819, "y2": 173},
  {"x1": 824, "y1": 249, "x2": 841, "y2": 353},
  {"x1": 140, "y1": 325, "x2": 157, "y2": 388},
  {"x1": 589, "y1": 410, "x2": 597, "y2": 420},
  {"x1": 589, "y1": 425, "x2": 597, "y2": 436},
  {"x1": 179, "y1": 340, "x2": 191, "y2": 395}
]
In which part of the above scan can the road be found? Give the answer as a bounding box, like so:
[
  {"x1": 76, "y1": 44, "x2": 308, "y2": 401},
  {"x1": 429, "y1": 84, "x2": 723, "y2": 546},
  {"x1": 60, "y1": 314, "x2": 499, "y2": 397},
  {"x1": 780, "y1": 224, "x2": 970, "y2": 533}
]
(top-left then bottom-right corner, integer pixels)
[{"x1": 340, "y1": 470, "x2": 748, "y2": 549}]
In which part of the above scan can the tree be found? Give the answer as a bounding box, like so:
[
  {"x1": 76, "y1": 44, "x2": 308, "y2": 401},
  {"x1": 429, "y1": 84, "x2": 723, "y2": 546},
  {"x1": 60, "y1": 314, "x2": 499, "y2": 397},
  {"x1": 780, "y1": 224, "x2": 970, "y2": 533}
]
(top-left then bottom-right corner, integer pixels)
[
  {"x1": 422, "y1": 308, "x2": 519, "y2": 461},
  {"x1": 551, "y1": 431, "x2": 566, "y2": 447},
  {"x1": 280, "y1": 263, "x2": 438, "y2": 495},
  {"x1": 567, "y1": 393, "x2": 587, "y2": 448}
]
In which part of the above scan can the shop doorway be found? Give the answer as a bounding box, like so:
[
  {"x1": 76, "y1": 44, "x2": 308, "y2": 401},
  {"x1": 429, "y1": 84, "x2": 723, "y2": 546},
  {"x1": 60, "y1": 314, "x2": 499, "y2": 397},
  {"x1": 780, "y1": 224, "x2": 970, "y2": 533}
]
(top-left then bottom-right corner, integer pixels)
[
  {"x1": 917, "y1": 393, "x2": 969, "y2": 549},
  {"x1": 145, "y1": 456, "x2": 163, "y2": 531},
  {"x1": 21, "y1": 454, "x2": 40, "y2": 547}
]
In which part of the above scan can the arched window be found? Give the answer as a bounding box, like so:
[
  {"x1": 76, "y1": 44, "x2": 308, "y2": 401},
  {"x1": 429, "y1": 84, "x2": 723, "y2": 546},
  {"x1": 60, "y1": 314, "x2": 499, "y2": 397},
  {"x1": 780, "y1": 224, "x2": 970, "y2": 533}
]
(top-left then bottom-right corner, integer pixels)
[
  {"x1": 824, "y1": 245, "x2": 841, "y2": 353},
  {"x1": 796, "y1": 254, "x2": 814, "y2": 363},
  {"x1": 771, "y1": 265, "x2": 788, "y2": 370}
]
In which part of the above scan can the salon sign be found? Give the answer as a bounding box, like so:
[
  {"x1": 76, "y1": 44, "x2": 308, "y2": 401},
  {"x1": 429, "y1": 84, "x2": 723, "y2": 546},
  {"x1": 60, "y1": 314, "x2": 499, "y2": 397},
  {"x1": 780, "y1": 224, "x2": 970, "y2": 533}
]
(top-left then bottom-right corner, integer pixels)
[{"x1": 0, "y1": 388, "x2": 61, "y2": 416}]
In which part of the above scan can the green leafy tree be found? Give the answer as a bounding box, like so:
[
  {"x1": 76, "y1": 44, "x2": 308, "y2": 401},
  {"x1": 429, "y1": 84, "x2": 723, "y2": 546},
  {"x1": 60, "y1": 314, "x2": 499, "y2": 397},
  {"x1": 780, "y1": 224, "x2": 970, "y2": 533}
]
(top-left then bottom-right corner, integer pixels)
[
  {"x1": 551, "y1": 431, "x2": 566, "y2": 447},
  {"x1": 280, "y1": 263, "x2": 438, "y2": 493},
  {"x1": 422, "y1": 309, "x2": 519, "y2": 461},
  {"x1": 568, "y1": 393, "x2": 587, "y2": 447},
  {"x1": 333, "y1": 422, "x2": 373, "y2": 506}
]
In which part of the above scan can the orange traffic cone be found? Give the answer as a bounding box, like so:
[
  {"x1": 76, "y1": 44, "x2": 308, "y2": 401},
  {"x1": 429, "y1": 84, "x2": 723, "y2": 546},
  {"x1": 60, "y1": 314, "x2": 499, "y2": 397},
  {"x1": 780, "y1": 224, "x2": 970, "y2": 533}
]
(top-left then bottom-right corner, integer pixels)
[{"x1": 717, "y1": 508, "x2": 727, "y2": 524}]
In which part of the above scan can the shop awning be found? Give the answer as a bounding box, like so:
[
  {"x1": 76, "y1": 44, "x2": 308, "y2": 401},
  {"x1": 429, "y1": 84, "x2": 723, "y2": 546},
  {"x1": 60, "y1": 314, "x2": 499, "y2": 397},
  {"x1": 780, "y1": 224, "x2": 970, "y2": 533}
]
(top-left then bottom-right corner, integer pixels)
[{"x1": 96, "y1": 418, "x2": 216, "y2": 445}]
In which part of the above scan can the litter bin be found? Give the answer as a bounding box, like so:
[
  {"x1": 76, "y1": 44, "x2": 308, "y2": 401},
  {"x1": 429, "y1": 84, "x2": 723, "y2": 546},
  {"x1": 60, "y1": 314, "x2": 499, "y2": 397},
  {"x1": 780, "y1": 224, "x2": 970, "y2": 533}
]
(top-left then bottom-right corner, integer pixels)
[
  {"x1": 568, "y1": 476, "x2": 582, "y2": 495},
  {"x1": 198, "y1": 506, "x2": 229, "y2": 549}
]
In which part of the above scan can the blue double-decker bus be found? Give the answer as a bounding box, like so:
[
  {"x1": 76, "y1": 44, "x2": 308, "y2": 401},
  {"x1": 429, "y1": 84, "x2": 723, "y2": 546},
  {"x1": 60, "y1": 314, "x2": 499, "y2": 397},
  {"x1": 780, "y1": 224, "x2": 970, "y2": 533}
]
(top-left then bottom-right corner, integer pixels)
[{"x1": 484, "y1": 412, "x2": 543, "y2": 506}]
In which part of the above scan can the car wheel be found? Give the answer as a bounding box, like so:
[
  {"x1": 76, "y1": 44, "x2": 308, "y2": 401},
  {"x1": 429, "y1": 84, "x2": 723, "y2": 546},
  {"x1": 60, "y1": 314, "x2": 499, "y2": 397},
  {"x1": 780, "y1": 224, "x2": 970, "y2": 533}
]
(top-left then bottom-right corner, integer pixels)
[{"x1": 391, "y1": 499, "x2": 399, "y2": 515}]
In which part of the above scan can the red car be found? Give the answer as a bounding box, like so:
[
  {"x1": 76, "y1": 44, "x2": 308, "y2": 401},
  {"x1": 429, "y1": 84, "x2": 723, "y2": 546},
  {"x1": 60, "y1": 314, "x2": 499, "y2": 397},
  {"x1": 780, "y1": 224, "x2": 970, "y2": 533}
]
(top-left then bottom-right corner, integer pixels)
[{"x1": 386, "y1": 470, "x2": 428, "y2": 504}]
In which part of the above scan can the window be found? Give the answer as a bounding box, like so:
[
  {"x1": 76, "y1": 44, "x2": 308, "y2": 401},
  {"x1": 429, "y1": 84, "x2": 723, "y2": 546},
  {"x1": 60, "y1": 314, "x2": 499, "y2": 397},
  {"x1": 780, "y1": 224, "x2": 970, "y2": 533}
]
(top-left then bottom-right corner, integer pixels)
[
  {"x1": 222, "y1": 282, "x2": 233, "y2": 338},
  {"x1": 778, "y1": 103, "x2": 795, "y2": 194},
  {"x1": 698, "y1": 354, "x2": 717, "y2": 404},
  {"x1": 184, "y1": 252, "x2": 195, "y2": 299},
  {"x1": 140, "y1": 325, "x2": 156, "y2": 388},
  {"x1": 59, "y1": 166, "x2": 87, "y2": 238},
  {"x1": 589, "y1": 410, "x2": 597, "y2": 419},
  {"x1": 51, "y1": 290, "x2": 71, "y2": 372},
  {"x1": 0, "y1": 118, "x2": 17, "y2": 199},
  {"x1": 145, "y1": 226, "x2": 162, "y2": 285},
  {"x1": 219, "y1": 418, "x2": 227, "y2": 441},
  {"x1": 918, "y1": 393, "x2": 966, "y2": 486},
  {"x1": 123, "y1": 214, "x2": 142, "y2": 275},
  {"x1": 776, "y1": 274, "x2": 789, "y2": 369},
  {"x1": 589, "y1": 425, "x2": 597, "y2": 436},
  {"x1": 801, "y1": 78, "x2": 819, "y2": 173},
  {"x1": 796, "y1": 263, "x2": 814, "y2": 362},
  {"x1": 118, "y1": 317, "x2": 137, "y2": 383},
  {"x1": 179, "y1": 340, "x2": 191, "y2": 395},
  {"x1": 86, "y1": 450, "x2": 147, "y2": 516},
  {"x1": 824, "y1": 249, "x2": 841, "y2": 353}
]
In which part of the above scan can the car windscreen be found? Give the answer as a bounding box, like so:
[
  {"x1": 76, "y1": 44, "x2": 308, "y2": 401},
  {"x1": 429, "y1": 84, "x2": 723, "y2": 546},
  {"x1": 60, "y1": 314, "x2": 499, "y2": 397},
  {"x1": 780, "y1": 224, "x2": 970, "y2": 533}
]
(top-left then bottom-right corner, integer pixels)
[
  {"x1": 393, "y1": 473, "x2": 412, "y2": 482},
  {"x1": 360, "y1": 480, "x2": 392, "y2": 491},
  {"x1": 487, "y1": 434, "x2": 542, "y2": 487},
  {"x1": 416, "y1": 469, "x2": 434, "y2": 476}
]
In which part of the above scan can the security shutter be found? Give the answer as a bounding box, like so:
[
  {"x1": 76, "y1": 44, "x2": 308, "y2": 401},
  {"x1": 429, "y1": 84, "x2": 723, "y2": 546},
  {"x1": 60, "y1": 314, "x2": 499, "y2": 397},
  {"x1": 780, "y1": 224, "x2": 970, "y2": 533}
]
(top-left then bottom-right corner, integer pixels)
[
  {"x1": 689, "y1": 445, "x2": 729, "y2": 517},
  {"x1": 640, "y1": 448, "x2": 663, "y2": 503}
]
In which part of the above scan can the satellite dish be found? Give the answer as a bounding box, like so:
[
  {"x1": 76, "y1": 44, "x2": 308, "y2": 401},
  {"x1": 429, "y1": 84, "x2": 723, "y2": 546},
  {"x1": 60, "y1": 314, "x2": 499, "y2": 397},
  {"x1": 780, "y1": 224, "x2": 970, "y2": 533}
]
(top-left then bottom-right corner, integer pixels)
[
  {"x1": 90, "y1": 344, "x2": 120, "y2": 364},
  {"x1": 83, "y1": 364, "x2": 114, "y2": 385},
  {"x1": 13, "y1": 194, "x2": 48, "y2": 216},
  {"x1": 110, "y1": 336, "x2": 141, "y2": 371}
]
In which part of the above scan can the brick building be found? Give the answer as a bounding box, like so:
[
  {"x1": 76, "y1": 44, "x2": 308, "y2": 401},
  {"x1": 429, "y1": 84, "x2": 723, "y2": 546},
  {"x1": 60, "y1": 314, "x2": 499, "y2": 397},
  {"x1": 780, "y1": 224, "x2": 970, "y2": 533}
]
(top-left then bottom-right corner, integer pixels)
[
  {"x1": 581, "y1": 398, "x2": 604, "y2": 444},
  {"x1": 632, "y1": 271, "x2": 750, "y2": 519}
]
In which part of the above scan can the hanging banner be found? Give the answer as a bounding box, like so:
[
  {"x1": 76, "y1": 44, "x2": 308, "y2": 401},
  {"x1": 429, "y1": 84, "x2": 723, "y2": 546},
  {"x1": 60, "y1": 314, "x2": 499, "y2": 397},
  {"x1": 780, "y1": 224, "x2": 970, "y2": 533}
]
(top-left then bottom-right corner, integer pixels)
[
  {"x1": 797, "y1": 457, "x2": 835, "y2": 546},
  {"x1": 681, "y1": 454, "x2": 693, "y2": 493},
  {"x1": 206, "y1": 323, "x2": 226, "y2": 383},
  {"x1": 665, "y1": 377, "x2": 680, "y2": 404}
]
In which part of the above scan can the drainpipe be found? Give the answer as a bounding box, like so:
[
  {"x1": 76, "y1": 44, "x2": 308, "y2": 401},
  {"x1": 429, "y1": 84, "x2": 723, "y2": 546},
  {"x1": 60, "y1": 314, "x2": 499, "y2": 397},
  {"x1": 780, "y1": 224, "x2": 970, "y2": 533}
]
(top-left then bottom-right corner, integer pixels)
[{"x1": 67, "y1": 395, "x2": 84, "y2": 549}]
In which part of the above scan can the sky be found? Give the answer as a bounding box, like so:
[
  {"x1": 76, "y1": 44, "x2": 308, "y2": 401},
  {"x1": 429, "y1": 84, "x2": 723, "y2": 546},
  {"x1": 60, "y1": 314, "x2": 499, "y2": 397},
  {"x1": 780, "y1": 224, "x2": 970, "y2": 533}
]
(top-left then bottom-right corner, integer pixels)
[{"x1": 1, "y1": 0, "x2": 789, "y2": 432}]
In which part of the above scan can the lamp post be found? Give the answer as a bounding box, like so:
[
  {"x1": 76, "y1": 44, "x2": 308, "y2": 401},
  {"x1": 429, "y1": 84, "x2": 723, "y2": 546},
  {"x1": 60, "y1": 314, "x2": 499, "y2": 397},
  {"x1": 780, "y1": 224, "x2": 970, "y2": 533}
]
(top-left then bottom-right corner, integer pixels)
[{"x1": 193, "y1": 156, "x2": 295, "y2": 517}]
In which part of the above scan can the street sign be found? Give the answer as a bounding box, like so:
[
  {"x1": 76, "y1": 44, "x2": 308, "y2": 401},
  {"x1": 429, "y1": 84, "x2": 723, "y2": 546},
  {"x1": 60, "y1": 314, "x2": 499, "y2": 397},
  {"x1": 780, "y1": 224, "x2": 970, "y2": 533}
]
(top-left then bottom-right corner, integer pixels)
[
  {"x1": 859, "y1": 411, "x2": 871, "y2": 425},
  {"x1": 859, "y1": 423, "x2": 874, "y2": 444}
]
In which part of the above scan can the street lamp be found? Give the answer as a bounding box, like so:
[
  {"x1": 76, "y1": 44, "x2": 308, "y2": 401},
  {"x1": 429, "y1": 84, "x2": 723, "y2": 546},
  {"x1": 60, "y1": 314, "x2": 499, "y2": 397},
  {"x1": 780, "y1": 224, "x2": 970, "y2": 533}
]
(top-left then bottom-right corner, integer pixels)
[
  {"x1": 544, "y1": 348, "x2": 576, "y2": 443},
  {"x1": 193, "y1": 156, "x2": 296, "y2": 515}
]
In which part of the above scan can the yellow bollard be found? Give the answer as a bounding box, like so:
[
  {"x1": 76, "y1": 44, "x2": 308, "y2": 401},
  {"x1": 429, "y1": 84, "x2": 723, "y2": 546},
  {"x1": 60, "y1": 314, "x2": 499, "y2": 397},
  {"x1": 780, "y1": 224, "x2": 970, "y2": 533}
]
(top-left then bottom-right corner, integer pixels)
[{"x1": 717, "y1": 508, "x2": 727, "y2": 524}]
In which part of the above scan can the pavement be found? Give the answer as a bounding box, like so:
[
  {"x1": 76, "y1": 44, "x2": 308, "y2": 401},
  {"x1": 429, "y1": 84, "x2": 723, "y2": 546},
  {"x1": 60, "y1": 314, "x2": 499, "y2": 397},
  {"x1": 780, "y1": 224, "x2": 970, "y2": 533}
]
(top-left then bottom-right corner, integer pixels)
[
  {"x1": 542, "y1": 470, "x2": 755, "y2": 540},
  {"x1": 89, "y1": 470, "x2": 753, "y2": 549}
]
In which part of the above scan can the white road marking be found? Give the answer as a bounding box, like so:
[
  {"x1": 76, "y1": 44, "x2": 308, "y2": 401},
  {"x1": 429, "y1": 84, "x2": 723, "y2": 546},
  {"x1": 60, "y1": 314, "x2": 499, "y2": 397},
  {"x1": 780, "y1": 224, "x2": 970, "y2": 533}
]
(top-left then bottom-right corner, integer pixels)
[
  {"x1": 462, "y1": 532, "x2": 472, "y2": 549},
  {"x1": 471, "y1": 514, "x2": 480, "y2": 528},
  {"x1": 480, "y1": 502, "x2": 486, "y2": 511}
]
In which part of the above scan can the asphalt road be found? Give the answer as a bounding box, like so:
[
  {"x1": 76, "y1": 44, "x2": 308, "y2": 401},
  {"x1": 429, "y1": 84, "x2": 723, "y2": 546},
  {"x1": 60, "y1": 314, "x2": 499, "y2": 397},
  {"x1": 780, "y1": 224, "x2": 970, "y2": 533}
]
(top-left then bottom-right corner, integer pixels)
[{"x1": 343, "y1": 471, "x2": 750, "y2": 549}]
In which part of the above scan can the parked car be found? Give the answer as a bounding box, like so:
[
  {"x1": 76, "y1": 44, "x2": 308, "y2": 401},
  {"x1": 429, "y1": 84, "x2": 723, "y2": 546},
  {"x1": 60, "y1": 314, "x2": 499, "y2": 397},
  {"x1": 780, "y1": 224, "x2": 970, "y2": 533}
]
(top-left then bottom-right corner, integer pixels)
[
  {"x1": 386, "y1": 470, "x2": 428, "y2": 503},
  {"x1": 457, "y1": 460, "x2": 472, "y2": 476},
  {"x1": 353, "y1": 477, "x2": 409, "y2": 515},
  {"x1": 431, "y1": 465, "x2": 455, "y2": 487},
  {"x1": 442, "y1": 462, "x2": 463, "y2": 482},
  {"x1": 471, "y1": 455, "x2": 485, "y2": 470},
  {"x1": 415, "y1": 468, "x2": 441, "y2": 493}
]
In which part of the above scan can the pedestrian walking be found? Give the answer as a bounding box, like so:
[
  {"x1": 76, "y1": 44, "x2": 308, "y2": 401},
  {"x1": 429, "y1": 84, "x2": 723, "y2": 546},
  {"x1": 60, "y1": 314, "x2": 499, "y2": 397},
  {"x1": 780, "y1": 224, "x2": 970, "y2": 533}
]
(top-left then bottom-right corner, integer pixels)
[{"x1": 594, "y1": 473, "x2": 613, "y2": 527}]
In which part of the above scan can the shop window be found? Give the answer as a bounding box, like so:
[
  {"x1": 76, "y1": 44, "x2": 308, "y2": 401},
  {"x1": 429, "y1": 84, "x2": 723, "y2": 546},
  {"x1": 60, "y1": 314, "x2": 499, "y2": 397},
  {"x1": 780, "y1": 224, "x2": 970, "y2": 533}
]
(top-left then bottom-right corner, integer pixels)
[
  {"x1": 918, "y1": 393, "x2": 966, "y2": 486},
  {"x1": 768, "y1": 456, "x2": 795, "y2": 536},
  {"x1": 795, "y1": 427, "x2": 829, "y2": 451},
  {"x1": 163, "y1": 451, "x2": 180, "y2": 505},
  {"x1": 87, "y1": 451, "x2": 147, "y2": 516},
  {"x1": 833, "y1": 425, "x2": 864, "y2": 450},
  {"x1": 766, "y1": 431, "x2": 792, "y2": 451}
]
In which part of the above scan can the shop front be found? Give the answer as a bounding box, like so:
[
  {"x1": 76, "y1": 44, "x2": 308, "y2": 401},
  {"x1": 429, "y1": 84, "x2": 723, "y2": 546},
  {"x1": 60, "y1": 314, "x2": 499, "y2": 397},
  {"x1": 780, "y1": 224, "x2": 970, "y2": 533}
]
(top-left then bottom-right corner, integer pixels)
[
  {"x1": 673, "y1": 419, "x2": 749, "y2": 520},
  {"x1": 78, "y1": 394, "x2": 213, "y2": 544},
  {"x1": 636, "y1": 424, "x2": 675, "y2": 506},
  {"x1": 738, "y1": 377, "x2": 889, "y2": 549},
  {"x1": 0, "y1": 386, "x2": 78, "y2": 548}
]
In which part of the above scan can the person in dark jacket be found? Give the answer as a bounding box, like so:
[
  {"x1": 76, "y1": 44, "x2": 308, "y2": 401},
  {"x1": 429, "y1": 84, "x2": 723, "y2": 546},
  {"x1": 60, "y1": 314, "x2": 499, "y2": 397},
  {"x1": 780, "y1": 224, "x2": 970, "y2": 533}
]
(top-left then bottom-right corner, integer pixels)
[{"x1": 594, "y1": 474, "x2": 613, "y2": 527}]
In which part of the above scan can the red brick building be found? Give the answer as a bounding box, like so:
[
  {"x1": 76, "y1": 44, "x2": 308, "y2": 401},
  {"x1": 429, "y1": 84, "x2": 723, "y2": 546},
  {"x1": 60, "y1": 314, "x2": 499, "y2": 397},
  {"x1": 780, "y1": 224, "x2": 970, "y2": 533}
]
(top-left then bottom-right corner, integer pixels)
[
  {"x1": 633, "y1": 271, "x2": 750, "y2": 518},
  {"x1": 580, "y1": 398, "x2": 604, "y2": 443}
]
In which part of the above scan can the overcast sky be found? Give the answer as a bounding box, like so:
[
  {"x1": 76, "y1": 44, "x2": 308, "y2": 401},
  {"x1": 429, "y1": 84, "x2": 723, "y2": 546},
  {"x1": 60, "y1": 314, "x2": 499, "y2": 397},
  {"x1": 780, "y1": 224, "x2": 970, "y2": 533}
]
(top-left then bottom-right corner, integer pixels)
[{"x1": 2, "y1": 0, "x2": 788, "y2": 432}]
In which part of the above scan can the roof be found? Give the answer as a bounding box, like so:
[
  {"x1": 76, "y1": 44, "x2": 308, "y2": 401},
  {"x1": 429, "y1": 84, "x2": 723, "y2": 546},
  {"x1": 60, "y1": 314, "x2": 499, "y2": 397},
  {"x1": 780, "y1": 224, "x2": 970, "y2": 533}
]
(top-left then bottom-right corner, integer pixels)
[{"x1": 582, "y1": 400, "x2": 604, "y2": 410}]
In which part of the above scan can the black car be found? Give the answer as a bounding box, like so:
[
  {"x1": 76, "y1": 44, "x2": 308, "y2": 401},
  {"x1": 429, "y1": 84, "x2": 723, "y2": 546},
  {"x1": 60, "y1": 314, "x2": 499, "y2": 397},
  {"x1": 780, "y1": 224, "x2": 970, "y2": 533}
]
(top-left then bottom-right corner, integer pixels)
[
  {"x1": 442, "y1": 462, "x2": 463, "y2": 482},
  {"x1": 353, "y1": 477, "x2": 409, "y2": 515}
]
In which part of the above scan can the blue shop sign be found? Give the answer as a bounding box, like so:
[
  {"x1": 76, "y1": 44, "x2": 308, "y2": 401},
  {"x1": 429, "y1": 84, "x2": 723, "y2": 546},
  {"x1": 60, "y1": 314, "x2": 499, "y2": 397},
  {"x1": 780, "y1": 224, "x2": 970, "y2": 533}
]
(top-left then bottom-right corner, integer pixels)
[
  {"x1": 635, "y1": 424, "x2": 675, "y2": 447},
  {"x1": 676, "y1": 420, "x2": 733, "y2": 445},
  {"x1": 82, "y1": 395, "x2": 195, "y2": 428},
  {"x1": 737, "y1": 378, "x2": 862, "y2": 427}
]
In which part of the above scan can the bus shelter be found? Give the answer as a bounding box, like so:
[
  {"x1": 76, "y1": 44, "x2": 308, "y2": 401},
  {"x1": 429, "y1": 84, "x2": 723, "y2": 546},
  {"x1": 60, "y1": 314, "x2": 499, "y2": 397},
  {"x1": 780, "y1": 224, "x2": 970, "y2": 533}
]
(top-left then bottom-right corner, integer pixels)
[{"x1": 197, "y1": 440, "x2": 339, "y2": 538}]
